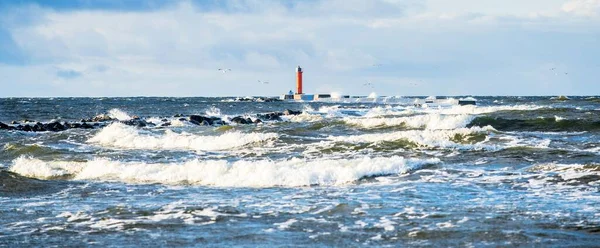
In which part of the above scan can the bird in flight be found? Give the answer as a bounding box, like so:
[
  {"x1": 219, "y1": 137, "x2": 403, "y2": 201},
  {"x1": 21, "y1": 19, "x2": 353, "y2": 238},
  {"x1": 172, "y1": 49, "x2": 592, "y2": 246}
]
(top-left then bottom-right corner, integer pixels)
[
  {"x1": 218, "y1": 68, "x2": 231, "y2": 73},
  {"x1": 363, "y1": 82, "x2": 374, "y2": 88},
  {"x1": 258, "y1": 80, "x2": 269, "y2": 84}
]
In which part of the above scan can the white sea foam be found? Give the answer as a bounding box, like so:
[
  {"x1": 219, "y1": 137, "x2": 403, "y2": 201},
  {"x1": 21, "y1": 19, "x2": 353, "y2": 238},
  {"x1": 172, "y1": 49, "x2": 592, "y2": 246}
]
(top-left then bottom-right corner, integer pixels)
[
  {"x1": 170, "y1": 119, "x2": 187, "y2": 127},
  {"x1": 327, "y1": 127, "x2": 496, "y2": 150},
  {"x1": 316, "y1": 105, "x2": 344, "y2": 117},
  {"x1": 275, "y1": 219, "x2": 298, "y2": 230},
  {"x1": 108, "y1": 108, "x2": 132, "y2": 121},
  {"x1": 345, "y1": 114, "x2": 474, "y2": 130},
  {"x1": 374, "y1": 217, "x2": 396, "y2": 231},
  {"x1": 528, "y1": 162, "x2": 600, "y2": 181},
  {"x1": 436, "y1": 221, "x2": 456, "y2": 228},
  {"x1": 418, "y1": 104, "x2": 545, "y2": 115},
  {"x1": 301, "y1": 105, "x2": 316, "y2": 112},
  {"x1": 146, "y1": 117, "x2": 163, "y2": 124},
  {"x1": 10, "y1": 156, "x2": 85, "y2": 179},
  {"x1": 285, "y1": 112, "x2": 324, "y2": 122},
  {"x1": 363, "y1": 106, "x2": 397, "y2": 117},
  {"x1": 205, "y1": 106, "x2": 222, "y2": 117},
  {"x1": 9, "y1": 156, "x2": 440, "y2": 187},
  {"x1": 87, "y1": 123, "x2": 278, "y2": 151}
]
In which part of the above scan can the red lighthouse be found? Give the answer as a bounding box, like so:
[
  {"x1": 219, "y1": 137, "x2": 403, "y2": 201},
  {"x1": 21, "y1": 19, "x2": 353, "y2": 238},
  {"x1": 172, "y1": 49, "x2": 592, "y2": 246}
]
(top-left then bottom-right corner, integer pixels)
[{"x1": 296, "y1": 66, "x2": 303, "y2": 95}]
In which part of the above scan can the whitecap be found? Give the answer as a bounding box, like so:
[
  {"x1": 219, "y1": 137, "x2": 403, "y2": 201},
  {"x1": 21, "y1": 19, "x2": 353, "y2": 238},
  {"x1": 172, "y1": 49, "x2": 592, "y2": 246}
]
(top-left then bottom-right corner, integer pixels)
[
  {"x1": 9, "y1": 156, "x2": 441, "y2": 187},
  {"x1": 108, "y1": 108, "x2": 132, "y2": 121},
  {"x1": 345, "y1": 114, "x2": 474, "y2": 130},
  {"x1": 87, "y1": 123, "x2": 278, "y2": 152}
]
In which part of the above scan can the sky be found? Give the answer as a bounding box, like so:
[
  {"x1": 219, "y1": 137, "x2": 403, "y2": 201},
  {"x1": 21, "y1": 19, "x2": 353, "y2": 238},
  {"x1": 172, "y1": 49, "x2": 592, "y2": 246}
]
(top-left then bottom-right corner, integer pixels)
[{"x1": 0, "y1": 0, "x2": 599, "y2": 97}]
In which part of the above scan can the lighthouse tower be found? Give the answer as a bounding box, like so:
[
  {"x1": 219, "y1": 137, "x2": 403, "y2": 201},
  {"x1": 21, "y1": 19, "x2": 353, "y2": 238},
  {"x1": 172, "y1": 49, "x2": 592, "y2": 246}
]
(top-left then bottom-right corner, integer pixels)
[
  {"x1": 282, "y1": 65, "x2": 314, "y2": 100},
  {"x1": 296, "y1": 66, "x2": 303, "y2": 95}
]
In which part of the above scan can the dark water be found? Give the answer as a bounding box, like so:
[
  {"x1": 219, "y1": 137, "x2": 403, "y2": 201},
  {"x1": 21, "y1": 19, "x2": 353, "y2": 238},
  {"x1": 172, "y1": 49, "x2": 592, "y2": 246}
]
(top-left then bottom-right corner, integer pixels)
[{"x1": 1, "y1": 96, "x2": 599, "y2": 247}]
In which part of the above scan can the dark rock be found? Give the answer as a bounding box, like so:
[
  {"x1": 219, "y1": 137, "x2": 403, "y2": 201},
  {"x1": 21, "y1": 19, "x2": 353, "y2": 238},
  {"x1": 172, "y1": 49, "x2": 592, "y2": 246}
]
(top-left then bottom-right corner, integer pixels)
[
  {"x1": 91, "y1": 114, "x2": 113, "y2": 122},
  {"x1": 190, "y1": 115, "x2": 213, "y2": 125},
  {"x1": 212, "y1": 119, "x2": 226, "y2": 125},
  {"x1": 0, "y1": 122, "x2": 9, "y2": 129},
  {"x1": 283, "y1": 109, "x2": 301, "y2": 115},
  {"x1": 161, "y1": 122, "x2": 171, "y2": 127},
  {"x1": 210, "y1": 117, "x2": 223, "y2": 124},
  {"x1": 161, "y1": 119, "x2": 168, "y2": 122},
  {"x1": 257, "y1": 112, "x2": 283, "y2": 121},
  {"x1": 179, "y1": 118, "x2": 186, "y2": 121},
  {"x1": 33, "y1": 122, "x2": 46, "y2": 132},
  {"x1": 189, "y1": 120, "x2": 201, "y2": 125},
  {"x1": 231, "y1": 116, "x2": 249, "y2": 124},
  {"x1": 263, "y1": 98, "x2": 282, "y2": 102},
  {"x1": 44, "y1": 121, "x2": 66, "y2": 132},
  {"x1": 69, "y1": 123, "x2": 82, "y2": 128},
  {"x1": 21, "y1": 125, "x2": 33, "y2": 132},
  {"x1": 10, "y1": 121, "x2": 19, "y2": 124},
  {"x1": 121, "y1": 119, "x2": 147, "y2": 127},
  {"x1": 254, "y1": 119, "x2": 263, "y2": 124},
  {"x1": 234, "y1": 97, "x2": 254, "y2": 102},
  {"x1": 81, "y1": 123, "x2": 94, "y2": 129}
]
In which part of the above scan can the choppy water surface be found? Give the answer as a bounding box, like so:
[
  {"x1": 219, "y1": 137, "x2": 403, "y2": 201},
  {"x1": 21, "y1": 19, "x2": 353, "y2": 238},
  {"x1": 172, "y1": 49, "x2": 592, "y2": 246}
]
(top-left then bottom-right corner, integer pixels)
[{"x1": 1, "y1": 96, "x2": 599, "y2": 247}]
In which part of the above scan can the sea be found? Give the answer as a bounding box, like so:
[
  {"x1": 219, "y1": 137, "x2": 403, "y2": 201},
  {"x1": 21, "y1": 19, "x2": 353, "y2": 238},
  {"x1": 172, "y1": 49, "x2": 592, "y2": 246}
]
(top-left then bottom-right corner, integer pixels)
[{"x1": 0, "y1": 96, "x2": 599, "y2": 247}]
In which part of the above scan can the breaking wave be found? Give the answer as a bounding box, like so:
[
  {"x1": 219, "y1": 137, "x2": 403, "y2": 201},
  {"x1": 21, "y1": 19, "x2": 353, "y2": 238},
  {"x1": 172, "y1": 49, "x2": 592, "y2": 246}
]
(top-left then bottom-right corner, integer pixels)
[
  {"x1": 344, "y1": 114, "x2": 474, "y2": 130},
  {"x1": 9, "y1": 156, "x2": 441, "y2": 187},
  {"x1": 468, "y1": 116, "x2": 600, "y2": 132},
  {"x1": 327, "y1": 127, "x2": 496, "y2": 150},
  {"x1": 87, "y1": 123, "x2": 278, "y2": 151},
  {"x1": 108, "y1": 108, "x2": 133, "y2": 121}
]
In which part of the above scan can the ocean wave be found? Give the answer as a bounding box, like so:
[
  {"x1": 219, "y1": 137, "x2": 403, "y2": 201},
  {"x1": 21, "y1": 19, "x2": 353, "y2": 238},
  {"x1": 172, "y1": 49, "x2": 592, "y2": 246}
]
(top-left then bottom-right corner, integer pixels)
[
  {"x1": 2, "y1": 143, "x2": 62, "y2": 159},
  {"x1": 344, "y1": 114, "x2": 474, "y2": 130},
  {"x1": 9, "y1": 156, "x2": 441, "y2": 187},
  {"x1": 468, "y1": 116, "x2": 600, "y2": 132},
  {"x1": 87, "y1": 123, "x2": 278, "y2": 151},
  {"x1": 526, "y1": 162, "x2": 600, "y2": 186},
  {"x1": 363, "y1": 106, "x2": 409, "y2": 117},
  {"x1": 108, "y1": 108, "x2": 133, "y2": 121},
  {"x1": 0, "y1": 170, "x2": 68, "y2": 195},
  {"x1": 417, "y1": 104, "x2": 545, "y2": 115},
  {"x1": 327, "y1": 127, "x2": 496, "y2": 150},
  {"x1": 284, "y1": 113, "x2": 325, "y2": 123}
]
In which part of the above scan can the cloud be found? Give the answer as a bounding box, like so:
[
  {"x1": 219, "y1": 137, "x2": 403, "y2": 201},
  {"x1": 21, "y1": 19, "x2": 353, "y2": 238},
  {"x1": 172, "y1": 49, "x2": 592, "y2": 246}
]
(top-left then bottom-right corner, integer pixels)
[
  {"x1": 562, "y1": 0, "x2": 600, "y2": 16},
  {"x1": 56, "y1": 68, "x2": 83, "y2": 79},
  {"x1": 0, "y1": 0, "x2": 599, "y2": 97},
  {"x1": 0, "y1": 28, "x2": 26, "y2": 65},
  {"x1": 0, "y1": 0, "x2": 175, "y2": 12}
]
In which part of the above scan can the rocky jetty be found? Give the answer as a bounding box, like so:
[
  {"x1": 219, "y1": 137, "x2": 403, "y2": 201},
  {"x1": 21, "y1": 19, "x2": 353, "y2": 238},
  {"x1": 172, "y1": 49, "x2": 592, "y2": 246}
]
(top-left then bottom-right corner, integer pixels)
[
  {"x1": 0, "y1": 121, "x2": 96, "y2": 132},
  {"x1": 232, "y1": 97, "x2": 282, "y2": 102},
  {"x1": 0, "y1": 109, "x2": 303, "y2": 132}
]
